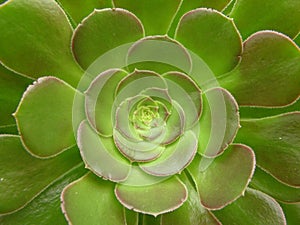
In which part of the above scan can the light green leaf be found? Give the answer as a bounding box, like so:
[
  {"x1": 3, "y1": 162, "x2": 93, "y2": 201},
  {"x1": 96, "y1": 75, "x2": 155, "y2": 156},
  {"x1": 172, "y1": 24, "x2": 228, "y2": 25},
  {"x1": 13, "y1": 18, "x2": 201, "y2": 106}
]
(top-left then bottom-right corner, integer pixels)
[
  {"x1": 113, "y1": 0, "x2": 181, "y2": 35},
  {"x1": 77, "y1": 120, "x2": 131, "y2": 182},
  {"x1": 115, "y1": 176, "x2": 187, "y2": 216},
  {"x1": 0, "y1": 163, "x2": 86, "y2": 225},
  {"x1": 72, "y1": 8, "x2": 144, "y2": 69},
  {"x1": 62, "y1": 173, "x2": 126, "y2": 225},
  {"x1": 220, "y1": 31, "x2": 300, "y2": 107},
  {"x1": 140, "y1": 130, "x2": 197, "y2": 176},
  {"x1": 85, "y1": 69, "x2": 128, "y2": 136},
  {"x1": 250, "y1": 167, "x2": 300, "y2": 203},
  {"x1": 0, "y1": 0, "x2": 83, "y2": 87},
  {"x1": 126, "y1": 35, "x2": 192, "y2": 74},
  {"x1": 230, "y1": 0, "x2": 300, "y2": 39},
  {"x1": 235, "y1": 112, "x2": 300, "y2": 187},
  {"x1": 163, "y1": 71, "x2": 202, "y2": 129},
  {"x1": 0, "y1": 64, "x2": 32, "y2": 127},
  {"x1": 0, "y1": 135, "x2": 82, "y2": 215},
  {"x1": 213, "y1": 188, "x2": 286, "y2": 225},
  {"x1": 113, "y1": 129, "x2": 165, "y2": 162},
  {"x1": 15, "y1": 77, "x2": 77, "y2": 157},
  {"x1": 175, "y1": 8, "x2": 242, "y2": 76},
  {"x1": 188, "y1": 144, "x2": 255, "y2": 210},
  {"x1": 198, "y1": 88, "x2": 239, "y2": 157}
]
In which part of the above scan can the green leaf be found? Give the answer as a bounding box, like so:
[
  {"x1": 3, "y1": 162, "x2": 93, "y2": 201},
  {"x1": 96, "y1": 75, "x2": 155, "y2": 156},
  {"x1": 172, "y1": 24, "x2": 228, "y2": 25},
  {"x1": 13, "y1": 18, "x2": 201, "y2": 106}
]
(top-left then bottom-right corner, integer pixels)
[
  {"x1": 115, "y1": 70, "x2": 167, "y2": 103},
  {"x1": 113, "y1": 129, "x2": 165, "y2": 162},
  {"x1": 72, "y1": 8, "x2": 144, "y2": 69},
  {"x1": 115, "y1": 176, "x2": 187, "y2": 216},
  {"x1": 168, "y1": 0, "x2": 232, "y2": 37},
  {"x1": 250, "y1": 167, "x2": 300, "y2": 203},
  {"x1": 295, "y1": 33, "x2": 300, "y2": 46},
  {"x1": 0, "y1": 64, "x2": 32, "y2": 127},
  {"x1": 0, "y1": 0, "x2": 83, "y2": 87},
  {"x1": 140, "y1": 130, "x2": 197, "y2": 176},
  {"x1": 220, "y1": 31, "x2": 300, "y2": 107},
  {"x1": 230, "y1": 0, "x2": 300, "y2": 39},
  {"x1": 240, "y1": 98, "x2": 300, "y2": 119},
  {"x1": 113, "y1": 0, "x2": 181, "y2": 35},
  {"x1": 142, "y1": 215, "x2": 161, "y2": 225},
  {"x1": 15, "y1": 77, "x2": 77, "y2": 157},
  {"x1": 62, "y1": 173, "x2": 126, "y2": 225},
  {"x1": 0, "y1": 125, "x2": 18, "y2": 135},
  {"x1": 163, "y1": 71, "x2": 202, "y2": 129},
  {"x1": 175, "y1": 8, "x2": 242, "y2": 76},
  {"x1": 198, "y1": 88, "x2": 239, "y2": 157},
  {"x1": 124, "y1": 208, "x2": 138, "y2": 225},
  {"x1": 213, "y1": 188, "x2": 286, "y2": 225},
  {"x1": 188, "y1": 144, "x2": 255, "y2": 210},
  {"x1": 222, "y1": 0, "x2": 236, "y2": 15},
  {"x1": 0, "y1": 135, "x2": 82, "y2": 215},
  {"x1": 56, "y1": 0, "x2": 112, "y2": 25},
  {"x1": 126, "y1": 35, "x2": 192, "y2": 74},
  {"x1": 0, "y1": 163, "x2": 86, "y2": 225},
  {"x1": 120, "y1": 165, "x2": 168, "y2": 187},
  {"x1": 77, "y1": 120, "x2": 131, "y2": 182},
  {"x1": 85, "y1": 69, "x2": 128, "y2": 136},
  {"x1": 235, "y1": 112, "x2": 300, "y2": 187},
  {"x1": 280, "y1": 202, "x2": 300, "y2": 225},
  {"x1": 161, "y1": 173, "x2": 220, "y2": 225}
]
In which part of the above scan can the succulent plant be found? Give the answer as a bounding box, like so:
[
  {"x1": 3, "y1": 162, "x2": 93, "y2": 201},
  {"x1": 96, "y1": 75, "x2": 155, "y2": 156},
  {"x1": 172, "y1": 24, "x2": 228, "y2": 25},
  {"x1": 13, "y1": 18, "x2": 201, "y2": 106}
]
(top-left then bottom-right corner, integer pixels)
[{"x1": 0, "y1": 0, "x2": 299, "y2": 224}]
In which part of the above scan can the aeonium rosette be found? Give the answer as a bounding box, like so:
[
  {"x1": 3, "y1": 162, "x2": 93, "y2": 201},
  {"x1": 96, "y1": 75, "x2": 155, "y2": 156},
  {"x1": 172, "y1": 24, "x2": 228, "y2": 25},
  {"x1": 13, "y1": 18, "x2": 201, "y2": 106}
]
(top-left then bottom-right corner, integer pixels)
[
  {"x1": 67, "y1": 36, "x2": 246, "y2": 218},
  {"x1": 0, "y1": 0, "x2": 299, "y2": 224}
]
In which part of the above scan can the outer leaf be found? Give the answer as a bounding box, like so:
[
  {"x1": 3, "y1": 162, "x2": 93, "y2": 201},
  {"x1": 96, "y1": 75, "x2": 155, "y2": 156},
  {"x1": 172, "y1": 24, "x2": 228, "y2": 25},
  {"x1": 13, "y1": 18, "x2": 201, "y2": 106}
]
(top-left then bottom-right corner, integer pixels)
[
  {"x1": 0, "y1": 135, "x2": 82, "y2": 215},
  {"x1": 0, "y1": 0, "x2": 83, "y2": 87},
  {"x1": 143, "y1": 215, "x2": 161, "y2": 225},
  {"x1": 56, "y1": 0, "x2": 112, "y2": 25},
  {"x1": 230, "y1": 0, "x2": 300, "y2": 39},
  {"x1": 168, "y1": 0, "x2": 232, "y2": 36},
  {"x1": 250, "y1": 167, "x2": 300, "y2": 203},
  {"x1": 124, "y1": 208, "x2": 138, "y2": 225},
  {"x1": 85, "y1": 69, "x2": 128, "y2": 136},
  {"x1": 115, "y1": 176, "x2": 187, "y2": 216},
  {"x1": 213, "y1": 188, "x2": 286, "y2": 225},
  {"x1": 280, "y1": 202, "x2": 300, "y2": 225},
  {"x1": 113, "y1": 0, "x2": 181, "y2": 35},
  {"x1": 235, "y1": 112, "x2": 300, "y2": 187},
  {"x1": 0, "y1": 125, "x2": 18, "y2": 135},
  {"x1": 77, "y1": 120, "x2": 131, "y2": 182},
  {"x1": 175, "y1": 8, "x2": 242, "y2": 76},
  {"x1": 161, "y1": 173, "x2": 221, "y2": 225},
  {"x1": 188, "y1": 144, "x2": 255, "y2": 210},
  {"x1": 220, "y1": 31, "x2": 300, "y2": 107},
  {"x1": 15, "y1": 77, "x2": 77, "y2": 157},
  {"x1": 62, "y1": 173, "x2": 126, "y2": 225},
  {"x1": 240, "y1": 98, "x2": 300, "y2": 119},
  {"x1": 0, "y1": 64, "x2": 32, "y2": 127},
  {"x1": 198, "y1": 88, "x2": 239, "y2": 157},
  {"x1": 72, "y1": 8, "x2": 144, "y2": 69},
  {"x1": 0, "y1": 163, "x2": 86, "y2": 225}
]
